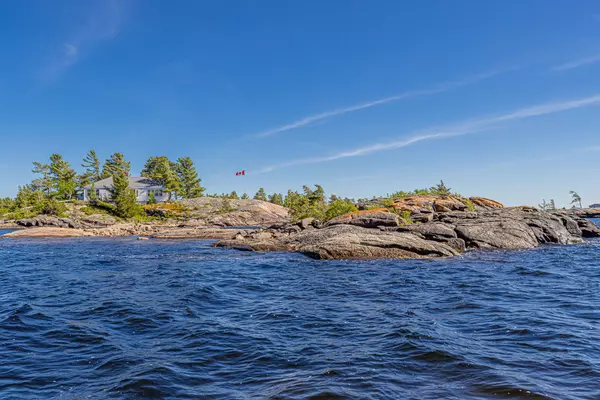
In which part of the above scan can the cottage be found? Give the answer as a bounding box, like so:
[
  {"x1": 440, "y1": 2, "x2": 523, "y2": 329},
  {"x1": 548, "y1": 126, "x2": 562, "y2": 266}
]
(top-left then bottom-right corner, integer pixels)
[{"x1": 82, "y1": 176, "x2": 169, "y2": 204}]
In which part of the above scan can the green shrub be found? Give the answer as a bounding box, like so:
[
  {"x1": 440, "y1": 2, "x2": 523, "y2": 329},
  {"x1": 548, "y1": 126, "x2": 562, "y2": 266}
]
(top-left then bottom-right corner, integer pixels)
[
  {"x1": 218, "y1": 198, "x2": 235, "y2": 213},
  {"x1": 132, "y1": 213, "x2": 150, "y2": 223},
  {"x1": 4, "y1": 208, "x2": 39, "y2": 220},
  {"x1": 387, "y1": 181, "x2": 457, "y2": 200},
  {"x1": 36, "y1": 198, "x2": 67, "y2": 217},
  {"x1": 94, "y1": 200, "x2": 117, "y2": 213},
  {"x1": 325, "y1": 199, "x2": 358, "y2": 221},
  {"x1": 464, "y1": 199, "x2": 476, "y2": 212},
  {"x1": 80, "y1": 206, "x2": 97, "y2": 216},
  {"x1": 147, "y1": 191, "x2": 157, "y2": 205},
  {"x1": 380, "y1": 198, "x2": 395, "y2": 208},
  {"x1": 399, "y1": 210, "x2": 413, "y2": 225},
  {"x1": 284, "y1": 185, "x2": 327, "y2": 221}
]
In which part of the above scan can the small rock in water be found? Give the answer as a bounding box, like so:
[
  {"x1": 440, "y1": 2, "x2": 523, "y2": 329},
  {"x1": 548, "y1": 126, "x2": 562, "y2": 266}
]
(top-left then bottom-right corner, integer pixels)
[{"x1": 138, "y1": 237, "x2": 150, "y2": 241}]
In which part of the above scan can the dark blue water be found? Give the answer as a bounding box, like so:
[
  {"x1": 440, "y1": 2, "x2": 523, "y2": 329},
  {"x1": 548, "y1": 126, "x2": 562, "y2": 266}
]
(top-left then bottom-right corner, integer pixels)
[{"x1": 1, "y1": 221, "x2": 600, "y2": 399}]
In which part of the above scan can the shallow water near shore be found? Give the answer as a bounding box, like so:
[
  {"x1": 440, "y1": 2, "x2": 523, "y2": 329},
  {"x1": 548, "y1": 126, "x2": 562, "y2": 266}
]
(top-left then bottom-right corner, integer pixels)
[{"x1": 1, "y1": 220, "x2": 600, "y2": 399}]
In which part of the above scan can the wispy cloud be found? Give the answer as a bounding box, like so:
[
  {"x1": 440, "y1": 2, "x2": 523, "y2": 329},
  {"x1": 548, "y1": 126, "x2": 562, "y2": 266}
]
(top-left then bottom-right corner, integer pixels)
[
  {"x1": 43, "y1": 0, "x2": 130, "y2": 81},
  {"x1": 255, "y1": 68, "x2": 514, "y2": 138},
  {"x1": 552, "y1": 53, "x2": 600, "y2": 71},
  {"x1": 255, "y1": 94, "x2": 600, "y2": 173}
]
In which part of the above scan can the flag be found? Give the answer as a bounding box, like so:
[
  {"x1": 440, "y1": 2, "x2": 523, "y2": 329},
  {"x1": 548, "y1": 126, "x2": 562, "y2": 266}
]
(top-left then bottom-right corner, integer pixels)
[{"x1": 235, "y1": 170, "x2": 246, "y2": 176}]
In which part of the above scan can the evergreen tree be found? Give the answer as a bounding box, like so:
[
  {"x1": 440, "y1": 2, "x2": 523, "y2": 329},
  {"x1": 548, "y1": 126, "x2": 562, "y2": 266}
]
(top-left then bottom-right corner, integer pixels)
[
  {"x1": 147, "y1": 191, "x2": 157, "y2": 205},
  {"x1": 431, "y1": 180, "x2": 451, "y2": 197},
  {"x1": 0, "y1": 197, "x2": 17, "y2": 216},
  {"x1": 241, "y1": 193, "x2": 249, "y2": 200},
  {"x1": 49, "y1": 154, "x2": 77, "y2": 200},
  {"x1": 31, "y1": 162, "x2": 52, "y2": 195},
  {"x1": 268, "y1": 193, "x2": 284, "y2": 206},
  {"x1": 284, "y1": 189, "x2": 311, "y2": 220},
  {"x1": 89, "y1": 182, "x2": 98, "y2": 202},
  {"x1": 230, "y1": 191, "x2": 239, "y2": 200},
  {"x1": 303, "y1": 184, "x2": 327, "y2": 220},
  {"x1": 254, "y1": 188, "x2": 267, "y2": 201},
  {"x1": 109, "y1": 172, "x2": 142, "y2": 218},
  {"x1": 15, "y1": 185, "x2": 45, "y2": 209},
  {"x1": 102, "y1": 152, "x2": 131, "y2": 178},
  {"x1": 570, "y1": 191, "x2": 582, "y2": 208},
  {"x1": 80, "y1": 150, "x2": 102, "y2": 186},
  {"x1": 282, "y1": 185, "x2": 328, "y2": 220},
  {"x1": 141, "y1": 156, "x2": 181, "y2": 200},
  {"x1": 538, "y1": 199, "x2": 552, "y2": 211},
  {"x1": 175, "y1": 157, "x2": 204, "y2": 199}
]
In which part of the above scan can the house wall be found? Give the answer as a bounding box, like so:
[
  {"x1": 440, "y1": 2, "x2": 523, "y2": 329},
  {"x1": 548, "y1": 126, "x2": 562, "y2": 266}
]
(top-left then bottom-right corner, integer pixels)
[
  {"x1": 135, "y1": 189, "x2": 169, "y2": 204},
  {"x1": 82, "y1": 189, "x2": 112, "y2": 202},
  {"x1": 83, "y1": 188, "x2": 168, "y2": 203}
]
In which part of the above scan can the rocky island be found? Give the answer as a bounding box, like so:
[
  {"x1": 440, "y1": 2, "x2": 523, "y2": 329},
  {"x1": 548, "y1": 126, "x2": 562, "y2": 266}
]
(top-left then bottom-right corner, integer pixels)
[
  {"x1": 3, "y1": 195, "x2": 599, "y2": 261},
  {"x1": 215, "y1": 196, "x2": 600, "y2": 259}
]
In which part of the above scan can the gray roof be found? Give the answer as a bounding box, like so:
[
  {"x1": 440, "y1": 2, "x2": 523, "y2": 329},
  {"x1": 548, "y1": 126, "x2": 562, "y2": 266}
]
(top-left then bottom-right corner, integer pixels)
[{"x1": 84, "y1": 176, "x2": 164, "y2": 190}]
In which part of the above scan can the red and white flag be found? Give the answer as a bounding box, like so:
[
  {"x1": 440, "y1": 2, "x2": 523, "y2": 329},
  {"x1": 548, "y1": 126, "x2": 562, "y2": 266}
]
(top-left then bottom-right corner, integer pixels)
[{"x1": 235, "y1": 170, "x2": 246, "y2": 176}]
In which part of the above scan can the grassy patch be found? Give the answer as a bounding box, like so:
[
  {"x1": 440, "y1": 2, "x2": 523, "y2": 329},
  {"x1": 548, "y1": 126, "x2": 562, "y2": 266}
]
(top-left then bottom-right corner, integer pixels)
[{"x1": 463, "y1": 198, "x2": 476, "y2": 212}]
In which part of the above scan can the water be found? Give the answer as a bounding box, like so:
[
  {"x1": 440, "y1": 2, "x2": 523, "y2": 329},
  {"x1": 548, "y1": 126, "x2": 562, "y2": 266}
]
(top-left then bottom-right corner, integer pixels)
[{"x1": 1, "y1": 221, "x2": 599, "y2": 399}]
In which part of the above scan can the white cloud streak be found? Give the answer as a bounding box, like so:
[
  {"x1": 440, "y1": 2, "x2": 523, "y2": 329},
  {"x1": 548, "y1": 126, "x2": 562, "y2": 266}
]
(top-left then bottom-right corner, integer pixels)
[
  {"x1": 552, "y1": 53, "x2": 600, "y2": 71},
  {"x1": 255, "y1": 94, "x2": 600, "y2": 173},
  {"x1": 44, "y1": 0, "x2": 128, "y2": 81},
  {"x1": 255, "y1": 68, "x2": 514, "y2": 138}
]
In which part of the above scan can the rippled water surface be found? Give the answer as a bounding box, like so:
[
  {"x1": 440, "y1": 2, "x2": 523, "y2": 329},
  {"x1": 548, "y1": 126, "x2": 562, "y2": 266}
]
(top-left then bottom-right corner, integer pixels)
[{"x1": 1, "y1": 221, "x2": 600, "y2": 399}]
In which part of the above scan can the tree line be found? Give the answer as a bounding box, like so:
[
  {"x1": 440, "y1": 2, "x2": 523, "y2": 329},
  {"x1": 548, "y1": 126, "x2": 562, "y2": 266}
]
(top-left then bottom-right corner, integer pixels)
[
  {"x1": 210, "y1": 184, "x2": 358, "y2": 221},
  {"x1": 0, "y1": 151, "x2": 205, "y2": 219},
  {"x1": 538, "y1": 190, "x2": 584, "y2": 211}
]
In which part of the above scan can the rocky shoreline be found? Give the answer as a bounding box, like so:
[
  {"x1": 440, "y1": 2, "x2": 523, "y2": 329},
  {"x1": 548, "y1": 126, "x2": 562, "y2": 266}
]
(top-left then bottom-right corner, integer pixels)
[
  {"x1": 2, "y1": 197, "x2": 599, "y2": 260},
  {"x1": 215, "y1": 207, "x2": 600, "y2": 260}
]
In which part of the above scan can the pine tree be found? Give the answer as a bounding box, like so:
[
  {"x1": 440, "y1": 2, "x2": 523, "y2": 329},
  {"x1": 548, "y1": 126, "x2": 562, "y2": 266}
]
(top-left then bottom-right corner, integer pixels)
[
  {"x1": 538, "y1": 199, "x2": 552, "y2": 211},
  {"x1": 110, "y1": 172, "x2": 142, "y2": 218},
  {"x1": 31, "y1": 162, "x2": 52, "y2": 195},
  {"x1": 284, "y1": 189, "x2": 310, "y2": 220},
  {"x1": 570, "y1": 191, "x2": 582, "y2": 208},
  {"x1": 175, "y1": 157, "x2": 204, "y2": 199},
  {"x1": 49, "y1": 154, "x2": 77, "y2": 200},
  {"x1": 241, "y1": 193, "x2": 249, "y2": 199},
  {"x1": 304, "y1": 184, "x2": 327, "y2": 220},
  {"x1": 254, "y1": 188, "x2": 267, "y2": 201},
  {"x1": 80, "y1": 150, "x2": 102, "y2": 186},
  {"x1": 15, "y1": 184, "x2": 45, "y2": 209},
  {"x1": 268, "y1": 193, "x2": 284, "y2": 206},
  {"x1": 432, "y1": 180, "x2": 451, "y2": 197},
  {"x1": 102, "y1": 152, "x2": 131, "y2": 178},
  {"x1": 141, "y1": 156, "x2": 181, "y2": 200},
  {"x1": 89, "y1": 182, "x2": 98, "y2": 203},
  {"x1": 230, "y1": 191, "x2": 239, "y2": 200},
  {"x1": 147, "y1": 191, "x2": 157, "y2": 205}
]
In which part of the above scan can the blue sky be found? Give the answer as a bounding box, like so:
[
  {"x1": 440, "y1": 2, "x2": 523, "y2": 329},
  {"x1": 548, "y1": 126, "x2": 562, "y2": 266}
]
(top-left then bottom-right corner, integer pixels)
[{"x1": 1, "y1": 1, "x2": 600, "y2": 207}]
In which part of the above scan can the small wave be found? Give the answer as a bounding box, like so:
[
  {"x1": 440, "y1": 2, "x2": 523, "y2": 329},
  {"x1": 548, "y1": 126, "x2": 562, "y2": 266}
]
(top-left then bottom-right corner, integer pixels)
[{"x1": 2, "y1": 236, "x2": 600, "y2": 399}]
